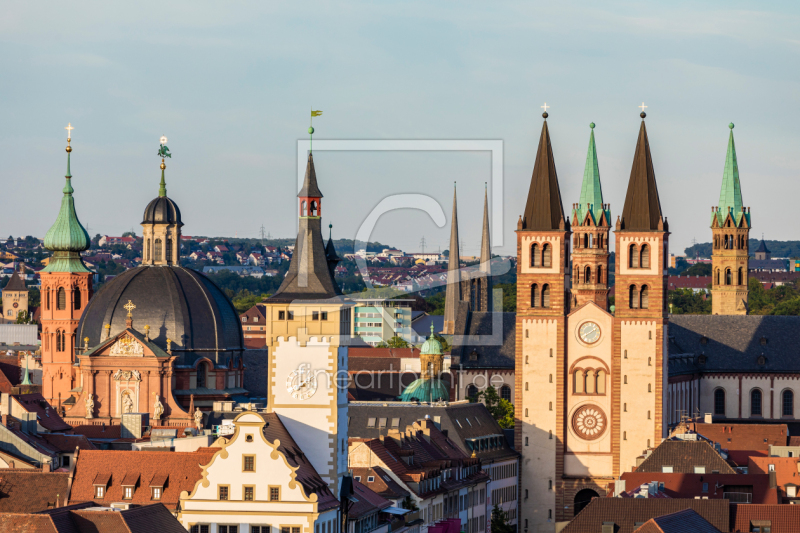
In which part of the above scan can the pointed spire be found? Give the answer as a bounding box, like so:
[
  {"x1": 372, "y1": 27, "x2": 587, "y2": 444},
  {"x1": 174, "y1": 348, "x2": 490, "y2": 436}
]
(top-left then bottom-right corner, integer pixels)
[
  {"x1": 443, "y1": 184, "x2": 462, "y2": 333},
  {"x1": 620, "y1": 116, "x2": 663, "y2": 231},
  {"x1": 43, "y1": 126, "x2": 91, "y2": 273},
  {"x1": 298, "y1": 153, "x2": 323, "y2": 198},
  {"x1": 522, "y1": 115, "x2": 565, "y2": 230},
  {"x1": 159, "y1": 166, "x2": 167, "y2": 197},
  {"x1": 157, "y1": 136, "x2": 171, "y2": 197},
  {"x1": 714, "y1": 123, "x2": 747, "y2": 226},
  {"x1": 479, "y1": 184, "x2": 493, "y2": 312},
  {"x1": 576, "y1": 123, "x2": 606, "y2": 225},
  {"x1": 21, "y1": 356, "x2": 31, "y2": 386}
]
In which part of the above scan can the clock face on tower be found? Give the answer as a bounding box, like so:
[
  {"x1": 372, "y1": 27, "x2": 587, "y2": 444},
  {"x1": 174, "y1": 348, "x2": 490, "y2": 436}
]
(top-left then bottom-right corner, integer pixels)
[
  {"x1": 578, "y1": 321, "x2": 601, "y2": 344},
  {"x1": 286, "y1": 367, "x2": 318, "y2": 400}
]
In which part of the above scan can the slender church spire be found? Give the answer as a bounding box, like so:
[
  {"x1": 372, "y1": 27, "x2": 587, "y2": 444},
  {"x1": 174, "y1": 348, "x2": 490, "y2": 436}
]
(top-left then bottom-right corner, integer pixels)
[
  {"x1": 620, "y1": 112, "x2": 664, "y2": 231},
  {"x1": 713, "y1": 123, "x2": 749, "y2": 227},
  {"x1": 478, "y1": 184, "x2": 493, "y2": 312},
  {"x1": 576, "y1": 123, "x2": 608, "y2": 225},
  {"x1": 522, "y1": 112, "x2": 566, "y2": 231},
  {"x1": 442, "y1": 184, "x2": 462, "y2": 334}
]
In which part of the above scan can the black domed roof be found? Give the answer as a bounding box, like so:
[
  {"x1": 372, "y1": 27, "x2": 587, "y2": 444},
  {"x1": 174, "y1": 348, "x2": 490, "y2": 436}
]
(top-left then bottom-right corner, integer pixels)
[
  {"x1": 142, "y1": 196, "x2": 182, "y2": 225},
  {"x1": 77, "y1": 266, "x2": 242, "y2": 354}
]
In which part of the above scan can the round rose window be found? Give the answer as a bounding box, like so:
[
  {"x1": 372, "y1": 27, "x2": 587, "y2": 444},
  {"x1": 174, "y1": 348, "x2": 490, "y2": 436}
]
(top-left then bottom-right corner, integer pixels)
[{"x1": 572, "y1": 405, "x2": 607, "y2": 440}]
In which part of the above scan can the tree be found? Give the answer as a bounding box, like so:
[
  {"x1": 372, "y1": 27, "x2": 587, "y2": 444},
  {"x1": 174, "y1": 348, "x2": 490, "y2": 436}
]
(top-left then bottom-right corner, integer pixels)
[
  {"x1": 432, "y1": 333, "x2": 451, "y2": 353},
  {"x1": 122, "y1": 231, "x2": 136, "y2": 238},
  {"x1": 387, "y1": 335, "x2": 409, "y2": 348},
  {"x1": 401, "y1": 495, "x2": 418, "y2": 511},
  {"x1": 490, "y1": 504, "x2": 515, "y2": 533},
  {"x1": 668, "y1": 289, "x2": 711, "y2": 315},
  {"x1": 15, "y1": 310, "x2": 35, "y2": 324},
  {"x1": 470, "y1": 385, "x2": 515, "y2": 429},
  {"x1": 683, "y1": 263, "x2": 712, "y2": 276}
]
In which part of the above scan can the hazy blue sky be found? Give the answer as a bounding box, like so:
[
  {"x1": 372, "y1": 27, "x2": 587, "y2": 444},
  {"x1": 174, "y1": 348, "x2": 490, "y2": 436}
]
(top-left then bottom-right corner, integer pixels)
[{"x1": 2, "y1": 1, "x2": 799, "y2": 257}]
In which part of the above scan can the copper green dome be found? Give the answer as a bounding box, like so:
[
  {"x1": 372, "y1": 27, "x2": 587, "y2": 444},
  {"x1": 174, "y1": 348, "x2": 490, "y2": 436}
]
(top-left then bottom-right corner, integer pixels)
[
  {"x1": 399, "y1": 377, "x2": 449, "y2": 403},
  {"x1": 43, "y1": 146, "x2": 91, "y2": 273},
  {"x1": 420, "y1": 323, "x2": 442, "y2": 355}
]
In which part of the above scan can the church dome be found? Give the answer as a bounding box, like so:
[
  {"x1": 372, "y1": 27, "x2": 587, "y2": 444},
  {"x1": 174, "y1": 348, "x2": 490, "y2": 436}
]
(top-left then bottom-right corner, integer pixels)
[
  {"x1": 77, "y1": 266, "x2": 242, "y2": 353},
  {"x1": 420, "y1": 324, "x2": 442, "y2": 355},
  {"x1": 142, "y1": 196, "x2": 182, "y2": 225}
]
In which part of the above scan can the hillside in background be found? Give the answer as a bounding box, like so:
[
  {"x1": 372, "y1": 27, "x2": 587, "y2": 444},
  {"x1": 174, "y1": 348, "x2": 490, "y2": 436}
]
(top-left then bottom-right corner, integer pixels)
[{"x1": 684, "y1": 240, "x2": 800, "y2": 259}]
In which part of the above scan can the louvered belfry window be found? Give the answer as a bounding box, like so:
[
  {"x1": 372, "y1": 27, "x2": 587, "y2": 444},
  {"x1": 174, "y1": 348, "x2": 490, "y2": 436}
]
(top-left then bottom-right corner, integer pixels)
[{"x1": 57, "y1": 287, "x2": 66, "y2": 310}]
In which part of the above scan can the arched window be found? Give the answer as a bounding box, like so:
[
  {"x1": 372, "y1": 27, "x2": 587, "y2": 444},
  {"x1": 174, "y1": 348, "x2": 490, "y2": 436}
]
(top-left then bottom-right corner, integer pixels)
[
  {"x1": 582, "y1": 234, "x2": 588, "y2": 248},
  {"x1": 46, "y1": 289, "x2": 51, "y2": 310},
  {"x1": 596, "y1": 369, "x2": 606, "y2": 394},
  {"x1": 146, "y1": 239, "x2": 150, "y2": 261},
  {"x1": 196, "y1": 362, "x2": 207, "y2": 389},
  {"x1": 737, "y1": 268, "x2": 743, "y2": 285},
  {"x1": 714, "y1": 389, "x2": 725, "y2": 416},
  {"x1": 57, "y1": 287, "x2": 66, "y2": 310},
  {"x1": 725, "y1": 268, "x2": 732, "y2": 285},
  {"x1": 500, "y1": 385, "x2": 511, "y2": 401},
  {"x1": 531, "y1": 243, "x2": 540, "y2": 267},
  {"x1": 597, "y1": 265, "x2": 603, "y2": 285},
  {"x1": 310, "y1": 201, "x2": 318, "y2": 216},
  {"x1": 640, "y1": 285, "x2": 649, "y2": 309},
  {"x1": 531, "y1": 284, "x2": 539, "y2": 308},
  {"x1": 301, "y1": 201, "x2": 308, "y2": 217},
  {"x1": 56, "y1": 329, "x2": 65, "y2": 352},
  {"x1": 542, "y1": 243, "x2": 552, "y2": 268},
  {"x1": 166, "y1": 238, "x2": 173, "y2": 263},
  {"x1": 466, "y1": 385, "x2": 478, "y2": 399},
  {"x1": 629, "y1": 244, "x2": 639, "y2": 268},
  {"x1": 715, "y1": 269, "x2": 720, "y2": 286},
  {"x1": 751, "y1": 389, "x2": 762, "y2": 416},
  {"x1": 73, "y1": 286, "x2": 81, "y2": 310},
  {"x1": 584, "y1": 266, "x2": 591, "y2": 284},
  {"x1": 783, "y1": 390, "x2": 794, "y2": 417},
  {"x1": 640, "y1": 244, "x2": 650, "y2": 268},
  {"x1": 541, "y1": 284, "x2": 550, "y2": 308},
  {"x1": 154, "y1": 238, "x2": 163, "y2": 262},
  {"x1": 574, "y1": 370, "x2": 584, "y2": 394},
  {"x1": 629, "y1": 285, "x2": 638, "y2": 309},
  {"x1": 585, "y1": 370, "x2": 595, "y2": 394}
]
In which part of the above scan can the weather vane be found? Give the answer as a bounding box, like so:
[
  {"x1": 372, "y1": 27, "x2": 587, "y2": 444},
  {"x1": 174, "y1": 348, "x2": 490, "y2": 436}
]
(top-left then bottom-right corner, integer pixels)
[
  {"x1": 158, "y1": 135, "x2": 171, "y2": 159},
  {"x1": 309, "y1": 109, "x2": 323, "y2": 152}
]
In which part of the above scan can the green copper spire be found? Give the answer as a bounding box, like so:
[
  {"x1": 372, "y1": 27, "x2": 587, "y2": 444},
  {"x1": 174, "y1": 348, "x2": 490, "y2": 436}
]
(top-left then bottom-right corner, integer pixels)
[
  {"x1": 575, "y1": 123, "x2": 609, "y2": 225},
  {"x1": 713, "y1": 123, "x2": 748, "y2": 226},
  {"x1": 43, "y1": 129, "x2": 91, "y2": 274},
  {"x1": 21, "y1": 355, "x2": 31, "y2": 386},
  {"x1": 157, "y1": 136, "x2": 171, "y2": 197}
]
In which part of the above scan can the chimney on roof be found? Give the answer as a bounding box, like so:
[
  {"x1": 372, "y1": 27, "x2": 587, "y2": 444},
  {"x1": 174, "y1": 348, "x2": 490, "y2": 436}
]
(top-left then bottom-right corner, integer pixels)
[{"x1": 42, "y1": 462, "x2": 51, "y2": 473}]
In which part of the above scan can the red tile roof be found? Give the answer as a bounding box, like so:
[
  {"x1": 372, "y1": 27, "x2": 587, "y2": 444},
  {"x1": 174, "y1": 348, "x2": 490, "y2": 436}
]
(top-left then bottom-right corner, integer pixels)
[
  {"x1": 350, "y1": 467, "x2": 410, "y2": 500},
  {"x1": 0, "y1": 356, "x2": 20, "y2": 392},
  {"x1": 730, "y1": 503, "x2": 800, "y2": 533},
  {"x1": 748, "y1": 456, "x2": 800, "y2": 497},
  {"x1": 0, "y1": 513, "x2": 56, "y2": 532},
  {"x1": 12, "y1": 394, "x2": 71, "y2": 432},
  {"x1": 0, "y1": 470, "x2": 71, "y2": 512},
  {"x1": 668, "y1": 276, "x2": 712, "y2": 290},
  {"x1": 350, "y1": 479, "x2": 393, "y2": 519},
  {"x1": 632, "y1": 508, "x2": 722, "y2": 533},
  {"x1": 619, "y1": 472, "x2": 777, "y2": 504},
  {"x1": 691, "y1": 423, "x2": 788, "y2": 450},
  {"x1": 69, "y1": 448, "x2": 218, "y2": 510},
  {"x1": 561, "y1": 499, "x2": 729, "y2": 533},
  {"x1": 349, "y1": 347, "x2": 421, "y2": 358}
]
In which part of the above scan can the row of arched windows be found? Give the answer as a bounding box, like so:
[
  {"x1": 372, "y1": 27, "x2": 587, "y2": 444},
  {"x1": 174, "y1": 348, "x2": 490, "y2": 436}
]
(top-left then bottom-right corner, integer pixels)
[
  {"x1": 529, "y1": 243, "x2": 552, "y2": 268},
  {"x1": 573, "y1": 368, "x2": 607, "y2": 395},
  {"x1": 574, "y1": 265, "x2": 604, "y2": 285},
  {"x1": 44, "y1": 329, "x2": 67, "y2": 352},
  {"x1": 628, "y1": 243, "x2": 650, "y2": 268},
  {"x1": 714, "y1": 388, "x2": 794, "y2": 417},
  {"x1": 530, "y1": 284, "x2": 551, "y2": 308},
  {"x1": 45, "y1": 286, "x2": 81, "y2": 311},
  {"x1": 300, "y1": 200, "x2": 319, "y2": 217},
  {"x1": 145, "y1": 237, "x2": 173, "y2": 263},
  {"x1": 714, "y1": 267, "x2": 744, "y2": 286},
  {"x1": 628, "y1": 285, "x2": 649, "y2": 309},
  {"x1": 714, "y1": 233, "x2": 747, "y2": 250},
  {"x1": 574, "y1": 233, "x2": 605, "y2": 250},
  {"x1": 465, "y1": 384, "x2": 512, "y2": 401}
]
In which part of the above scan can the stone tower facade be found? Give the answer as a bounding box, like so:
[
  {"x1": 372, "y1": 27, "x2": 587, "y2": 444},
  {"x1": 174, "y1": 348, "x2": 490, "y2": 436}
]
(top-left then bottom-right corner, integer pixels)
[
  {"x1": 571, "y1": 124, "x2": 611, "y2": 310},
  {"x1": 40, "y1": 135, "x2": 93, "y2": 409},
  {"x1": 711, "y1": 124, "x2": 750, "y2": 315}
]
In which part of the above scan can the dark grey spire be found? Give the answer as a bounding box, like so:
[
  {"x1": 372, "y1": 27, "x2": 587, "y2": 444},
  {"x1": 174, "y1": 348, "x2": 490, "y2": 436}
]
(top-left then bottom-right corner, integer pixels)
[
  {"x1": 478, "y1": 186, "x2": 492, "y2": 312},
  {"x1": 443, "y1": 185, "x2": 462, "y2": 334}
]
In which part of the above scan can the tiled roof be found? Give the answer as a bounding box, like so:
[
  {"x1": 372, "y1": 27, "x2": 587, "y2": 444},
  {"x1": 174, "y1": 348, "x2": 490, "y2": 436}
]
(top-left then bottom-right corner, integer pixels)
[
  {"x1": 667, "y1": 275, "x2": 712, "y2": 289},
  {"x1": 0, "y1": 513, "x2": 57, "y2": 532},
  {"x1": 12, "y1": 394, "x2": 71, "y2": 432},
  {"x1": 0, "y1": 356, "x2": 20, "y2": 391},
  {"x1": 0, "y1": 470, "x2": 71, "y2": 512},
  {"x1": 729, "y1": 503, "x2": 800, "y2": 533},
  {"x1": 69, "y1": 448, "x2": 218, "y2": 510},
  {"x1": 632, "y1": 508, "x2": 722, "y2": 533},
  {"x1": 349, "y1": 479, "x2": 393, "y2": 519},
  {"x1": 636, "y1": 440, "x2": 736, "y2": 474},
  {"x1": 350, "y1": 467, "x2": 409, "y2": 500},
  {"x1": 668, "y1": 315, "x2": 800, "y2": 375},
  {"x1": 619, "y1": 472, "x2": 776, "y2": 505},
  {"x1": 40, "y1": 434, "x2": 96, "y2": 453},
  {"x1": 451, "y1": 311, "x2": 515, "y2": 370},
  {"x1": 68, "y1": 424, "x2": 122, "y2": 440},
  {"x1": 349, "y1": 347, "x2": 421, "y2": 359},
  {"x1": 691, "y1": 423, "x2": 788, "y2": 451},
  {"x1": 561, "y1": 498, "x2": 729, "y2": 533},
  {"x1": 748, "y1": 456, "x2": 800, "y2": 494}
]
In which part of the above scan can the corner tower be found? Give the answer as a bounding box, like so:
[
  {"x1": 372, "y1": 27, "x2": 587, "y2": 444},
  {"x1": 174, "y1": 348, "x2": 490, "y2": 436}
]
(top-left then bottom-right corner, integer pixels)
[
  {"x1": 711, "y1": 123, "x2": 750, "y2": 315},
  {"x1": 141, "y1": 138, "x2": 182, "y2": 266},
  {"x1": 571, "y1": 123, "x2": 611, "y2": 310},
  {"x1": 40, "y1": 125, "x2": 94, "y2": 409},
  {"x1": 614, "y1": 111, "x2": 669, "y2": 476},
  {"x1": 516, "y1": 110, "x2": 571, "y2": 530}
]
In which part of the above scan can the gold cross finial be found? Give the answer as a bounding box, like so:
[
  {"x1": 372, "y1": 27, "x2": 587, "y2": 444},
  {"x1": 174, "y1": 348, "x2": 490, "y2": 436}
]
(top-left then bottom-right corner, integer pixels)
[
  {"x1": 639, "y1": 102, "x2": 648, "y2": 112},
  {"x1": 541, "y1": 102, "x2": 550, "y2": 113},
  {"x1": 65, "y1": 122, "x2": 74, "y2": 140},
  {"x1": 123, "y1": 300, "x2": 136, "y2": 318}
]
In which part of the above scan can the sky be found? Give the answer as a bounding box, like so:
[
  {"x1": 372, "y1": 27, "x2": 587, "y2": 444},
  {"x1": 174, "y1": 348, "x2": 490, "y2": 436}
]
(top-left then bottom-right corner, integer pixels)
[{"x1": 2, "y1": 1, "x2": 799, "y2": 258}]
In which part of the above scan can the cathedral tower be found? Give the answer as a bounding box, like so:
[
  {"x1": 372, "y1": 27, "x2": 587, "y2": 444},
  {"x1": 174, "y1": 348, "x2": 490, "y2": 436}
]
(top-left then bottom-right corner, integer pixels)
[
  {"x1": 516, "y1": 111, "x2": 571, "y2": 530},
  {"x1": 614, "y1": 111, "x2": 669, "y2": 475},
  {"x1": 571, "y1": 123, "x2": 611, "y2": 310},
  {"x1": 141, "y1": 139, "x2": 182, "y2": 266},
  {"x1": 442, "y1": 185, "x2": 463, "y2": 334},
  {"x1": 40, "y1": 126, "x2": 93, "y2": 409},
  {"x1": 711, "y1": 123, "x2": 750, "y2": 315}
]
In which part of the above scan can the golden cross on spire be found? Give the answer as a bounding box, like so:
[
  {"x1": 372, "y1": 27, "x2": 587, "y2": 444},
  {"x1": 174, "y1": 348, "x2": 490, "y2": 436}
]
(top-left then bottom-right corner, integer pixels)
[
  {"x1": 65, "y1": 122, "x2": 74, "y2": 139},
  {"x1": 123, "y1": 300, "x2": 136, "y2": 318},
  {"x1": 541, "y1": 102, "x2": 550, "y2": 113},
  {"x1": 639, "y1": 102, "x2": 648, "y2": 112}
]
